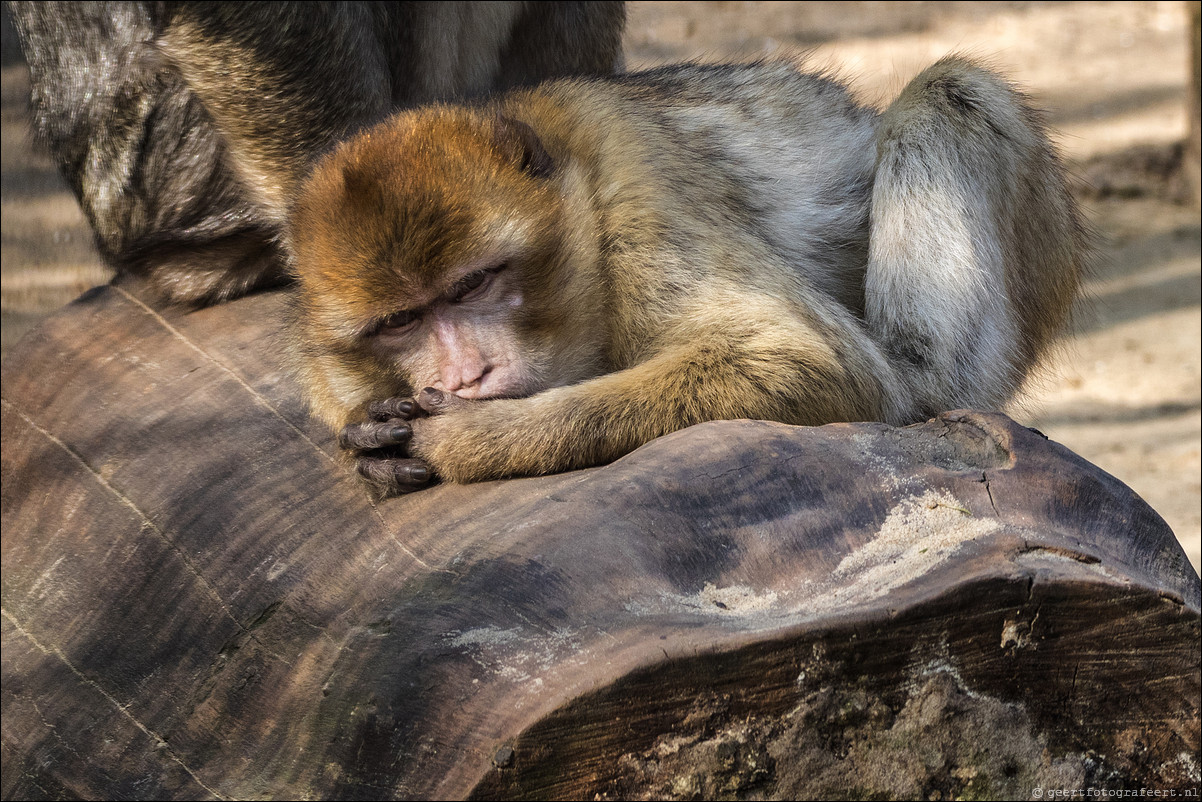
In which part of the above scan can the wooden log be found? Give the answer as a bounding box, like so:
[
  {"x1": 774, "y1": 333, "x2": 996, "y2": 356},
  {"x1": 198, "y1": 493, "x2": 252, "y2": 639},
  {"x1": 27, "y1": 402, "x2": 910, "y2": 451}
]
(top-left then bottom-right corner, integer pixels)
[{"x1": 2, "y1": 280, "x2": 1198, "y2": 800}]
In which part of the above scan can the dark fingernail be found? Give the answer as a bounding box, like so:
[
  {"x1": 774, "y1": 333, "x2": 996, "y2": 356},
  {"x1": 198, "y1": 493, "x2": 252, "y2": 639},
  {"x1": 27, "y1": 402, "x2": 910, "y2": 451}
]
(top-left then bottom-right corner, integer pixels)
[
  {"x1": 397, "y1": 400, "x2": 414, "y2": 415},
  {"x1": 409, "y1": 466, "x2": 429, "y2": 482},
  {"x1": 390, "y1": 425, "x2": 410, "y2": 441}
]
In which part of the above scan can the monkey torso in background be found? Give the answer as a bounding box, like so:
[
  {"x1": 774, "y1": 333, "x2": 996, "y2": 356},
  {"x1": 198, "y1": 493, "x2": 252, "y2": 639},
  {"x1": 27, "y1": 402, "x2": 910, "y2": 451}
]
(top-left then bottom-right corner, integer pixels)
[
  {"x1": 290, "y1": 58, "x2": 1087, "y2": 495},
  {"x1": 7, "y1": 1, "x2": 625, "y2": 304}
]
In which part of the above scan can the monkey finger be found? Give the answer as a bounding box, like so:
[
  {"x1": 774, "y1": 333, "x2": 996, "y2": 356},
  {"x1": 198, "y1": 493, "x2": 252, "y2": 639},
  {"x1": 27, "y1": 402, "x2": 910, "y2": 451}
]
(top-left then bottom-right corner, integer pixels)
[
  {"x1": 338, "y1": 421, "x2": 413, "y2": 451},
  {"x1": 367, "y1": 397, "x2": 423, "y2": 421},
  {"x1": 356, "y1": 456, "x2": 433, "y2": 494},
  {"x1": 417, "y1": 387, "x2": 474, "y2": 415}
]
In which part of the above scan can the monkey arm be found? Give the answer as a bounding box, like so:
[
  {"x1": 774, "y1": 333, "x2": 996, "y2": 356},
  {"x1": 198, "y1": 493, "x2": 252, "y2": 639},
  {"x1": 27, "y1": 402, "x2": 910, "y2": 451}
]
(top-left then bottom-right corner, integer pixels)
[{"x1": 406, "y1": 296, "x2": 912, "y2": 484}]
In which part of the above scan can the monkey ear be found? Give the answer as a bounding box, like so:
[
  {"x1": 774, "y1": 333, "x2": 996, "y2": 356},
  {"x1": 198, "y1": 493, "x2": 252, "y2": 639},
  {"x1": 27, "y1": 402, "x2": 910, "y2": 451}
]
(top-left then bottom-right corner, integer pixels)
[{"x1": 493, "y1": 113, "x2": 555, "y2": 178}]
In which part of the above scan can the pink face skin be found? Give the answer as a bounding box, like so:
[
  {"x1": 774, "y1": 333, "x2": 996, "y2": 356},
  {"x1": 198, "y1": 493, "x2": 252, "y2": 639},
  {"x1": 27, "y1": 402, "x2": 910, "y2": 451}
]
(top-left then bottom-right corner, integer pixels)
[{"x1": 366, "y1": 261, "x2": 545, "y2": 401}]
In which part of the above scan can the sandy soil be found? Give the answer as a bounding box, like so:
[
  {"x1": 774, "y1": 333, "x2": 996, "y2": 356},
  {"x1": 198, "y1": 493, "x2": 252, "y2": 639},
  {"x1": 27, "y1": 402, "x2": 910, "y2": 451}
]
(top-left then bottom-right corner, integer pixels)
[{"x1": 1, "y1": 2, "x2": 1198, "y2": 571}]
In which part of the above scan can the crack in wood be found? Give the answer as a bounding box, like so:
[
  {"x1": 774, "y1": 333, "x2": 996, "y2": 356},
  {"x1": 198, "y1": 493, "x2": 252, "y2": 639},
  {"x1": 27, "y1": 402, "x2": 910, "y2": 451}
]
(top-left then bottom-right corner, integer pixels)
[
  {"x1": 2, "y1": 608, "x2": 232, "y2": 801},
  {"x1": 1, "y1": 398, "x2": 250, "y2": 637},
  {"x1": 112, "y1": 285, "x2": 442, "y2": 572}
]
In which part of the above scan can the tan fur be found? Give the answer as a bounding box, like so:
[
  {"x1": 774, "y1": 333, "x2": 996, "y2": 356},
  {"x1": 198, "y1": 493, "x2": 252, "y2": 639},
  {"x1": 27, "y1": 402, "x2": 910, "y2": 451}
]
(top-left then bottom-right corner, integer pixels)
[{"x1": 289, "y1": 57, "x2": 1086, "y2": 490}]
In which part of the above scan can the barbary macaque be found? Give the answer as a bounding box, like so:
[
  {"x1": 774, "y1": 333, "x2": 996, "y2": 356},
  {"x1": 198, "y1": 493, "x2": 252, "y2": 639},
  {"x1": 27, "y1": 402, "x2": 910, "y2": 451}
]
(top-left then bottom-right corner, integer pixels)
[
  {"x1": 6, "y1": 1, "x2": 625, "y2": 304},
  {"x1": 288, "y1": 57, "x2": 1087, "y2": 495}
]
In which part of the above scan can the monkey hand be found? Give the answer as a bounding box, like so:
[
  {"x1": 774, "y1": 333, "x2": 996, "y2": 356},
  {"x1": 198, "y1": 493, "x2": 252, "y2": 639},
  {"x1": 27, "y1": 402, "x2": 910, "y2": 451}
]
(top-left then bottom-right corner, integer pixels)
[
  {"x1": 405, "y1": 388, "x2": 503, "y2": 485},
  {"x1": 338, "y1": 397, "x2": 436, "y2": 496}
]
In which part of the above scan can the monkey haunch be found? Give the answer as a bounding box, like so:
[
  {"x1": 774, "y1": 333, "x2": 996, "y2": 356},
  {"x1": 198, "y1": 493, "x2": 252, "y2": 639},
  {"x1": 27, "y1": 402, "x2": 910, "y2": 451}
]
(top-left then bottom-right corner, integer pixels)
[{"x1": 289, "y1": 58, "x2": 1086, "y2": 495}]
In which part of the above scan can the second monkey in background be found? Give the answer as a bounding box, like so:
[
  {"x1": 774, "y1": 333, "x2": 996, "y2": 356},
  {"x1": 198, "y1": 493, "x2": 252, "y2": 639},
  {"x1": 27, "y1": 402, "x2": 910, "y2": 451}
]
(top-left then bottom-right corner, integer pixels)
[{"x1": 9, "y1": 1, "x2": 625, "y2": 305}]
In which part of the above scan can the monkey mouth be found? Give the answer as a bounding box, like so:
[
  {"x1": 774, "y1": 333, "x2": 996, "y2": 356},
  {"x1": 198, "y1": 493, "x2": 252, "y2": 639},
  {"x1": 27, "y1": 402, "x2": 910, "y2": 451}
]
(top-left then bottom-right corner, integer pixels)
[
  {"x1": 445, "y1": 368, "x2": 547, "y2": 402},
  {"x1": 455, "y1": 384, "x2": 543, "y2": 402}
]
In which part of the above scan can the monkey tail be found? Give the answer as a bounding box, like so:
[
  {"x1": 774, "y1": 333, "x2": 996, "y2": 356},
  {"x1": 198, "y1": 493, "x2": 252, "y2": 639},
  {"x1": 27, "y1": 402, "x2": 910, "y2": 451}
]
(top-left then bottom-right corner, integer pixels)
[{"x1": 864, "y1": 56, "x2": 1086, "y2": 418}]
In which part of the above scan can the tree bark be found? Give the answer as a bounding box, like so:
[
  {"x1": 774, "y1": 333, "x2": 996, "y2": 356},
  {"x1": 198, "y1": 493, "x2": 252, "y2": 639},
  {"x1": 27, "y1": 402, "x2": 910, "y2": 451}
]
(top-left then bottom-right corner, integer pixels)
[{"x1": 2, "y1": 281, "x2": 1199, "y2": 800}]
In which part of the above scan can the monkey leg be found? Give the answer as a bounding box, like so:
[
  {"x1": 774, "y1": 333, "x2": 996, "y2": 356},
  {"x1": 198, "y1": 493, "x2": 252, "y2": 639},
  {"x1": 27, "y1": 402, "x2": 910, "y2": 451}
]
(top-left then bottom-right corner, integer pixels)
[
  {"x1": 865, "y1": 56, "x2": 1086, "y2": 417},
  {"x1": 405, "y1": 296, "x2": 911, "y2": 484}
]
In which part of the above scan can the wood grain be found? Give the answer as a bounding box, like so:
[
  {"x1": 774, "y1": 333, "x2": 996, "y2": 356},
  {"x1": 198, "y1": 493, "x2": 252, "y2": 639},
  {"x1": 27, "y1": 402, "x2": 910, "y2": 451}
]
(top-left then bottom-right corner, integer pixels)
[{"x1": 2, "y1": 280, "x2": 1198, "y2": 800}]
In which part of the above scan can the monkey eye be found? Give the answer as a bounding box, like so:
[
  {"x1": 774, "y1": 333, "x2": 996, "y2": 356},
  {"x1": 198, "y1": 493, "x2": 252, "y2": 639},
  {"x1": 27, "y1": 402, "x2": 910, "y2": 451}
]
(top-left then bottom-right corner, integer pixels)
[
  {"x1": 373, "y1": 309, "x2": 420, "y2": 335},
  {"x1": 450, "y1": 264, "x2": 506, "y2": 303}
]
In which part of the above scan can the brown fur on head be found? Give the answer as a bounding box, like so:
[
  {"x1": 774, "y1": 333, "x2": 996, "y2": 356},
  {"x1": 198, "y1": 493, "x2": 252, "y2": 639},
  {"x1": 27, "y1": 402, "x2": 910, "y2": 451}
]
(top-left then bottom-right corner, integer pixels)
[{"x1": 289, "y1": 107, "x2": 609, "y2": 430}]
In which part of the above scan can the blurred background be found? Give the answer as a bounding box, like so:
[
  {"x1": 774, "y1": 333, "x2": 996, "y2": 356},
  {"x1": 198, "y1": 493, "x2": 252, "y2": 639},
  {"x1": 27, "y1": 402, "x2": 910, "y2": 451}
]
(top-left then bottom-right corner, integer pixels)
[{"x1": 2, "y1": 1, "x2": 1198, "y2": 571}]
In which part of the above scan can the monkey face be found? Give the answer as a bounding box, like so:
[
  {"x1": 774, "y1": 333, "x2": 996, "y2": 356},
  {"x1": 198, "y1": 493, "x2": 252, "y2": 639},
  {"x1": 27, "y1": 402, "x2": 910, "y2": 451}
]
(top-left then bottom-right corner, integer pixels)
[
  {"x1": 361, "y1": 259, "x2": 543, "y2": 400},
  {"x1": 289, "y1": 106, "x2": 608, "y2": 426}
]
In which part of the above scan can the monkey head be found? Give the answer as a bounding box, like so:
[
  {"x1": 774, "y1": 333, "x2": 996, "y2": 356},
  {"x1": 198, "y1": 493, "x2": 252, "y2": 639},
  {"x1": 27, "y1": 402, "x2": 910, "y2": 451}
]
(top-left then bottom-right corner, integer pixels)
[{"x1": 289, "y1": 107, "x2": 609, "y2": 433}]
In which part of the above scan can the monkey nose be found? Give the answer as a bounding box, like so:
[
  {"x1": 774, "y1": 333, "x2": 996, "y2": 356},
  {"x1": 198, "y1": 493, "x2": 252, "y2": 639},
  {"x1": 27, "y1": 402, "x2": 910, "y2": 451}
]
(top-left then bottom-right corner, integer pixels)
[
  {"x1": 442, "y1": 364, "x2": 493, "y2": 398},
  {"x1": 453, "y1": 368, "x2": 494, "y2": 398}
]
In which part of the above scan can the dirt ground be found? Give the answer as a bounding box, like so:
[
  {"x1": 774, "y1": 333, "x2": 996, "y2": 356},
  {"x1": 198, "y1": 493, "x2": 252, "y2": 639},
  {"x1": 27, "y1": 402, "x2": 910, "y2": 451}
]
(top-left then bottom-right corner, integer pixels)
[{"x1": 2, "y1": 2, "x2": 1199, "y2": 572}]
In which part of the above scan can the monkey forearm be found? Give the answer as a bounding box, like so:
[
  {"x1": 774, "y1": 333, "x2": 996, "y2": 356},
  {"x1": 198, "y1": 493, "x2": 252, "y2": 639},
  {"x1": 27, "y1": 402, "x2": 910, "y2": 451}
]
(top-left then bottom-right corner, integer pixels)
[{"x1": 409, "y1": 314, "x2": 908, "y2": 483}]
